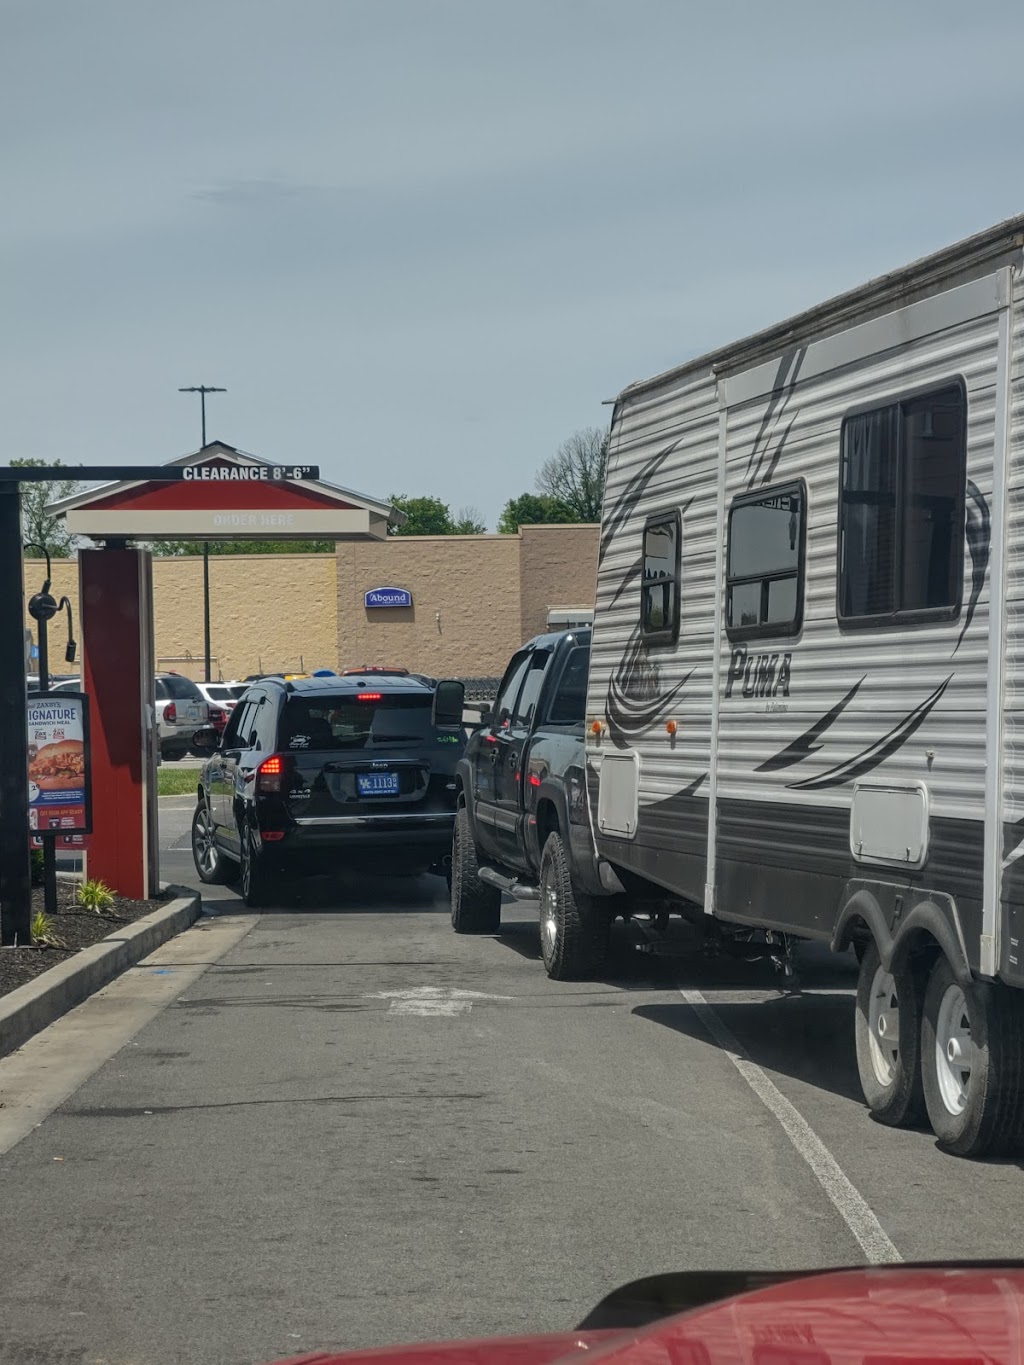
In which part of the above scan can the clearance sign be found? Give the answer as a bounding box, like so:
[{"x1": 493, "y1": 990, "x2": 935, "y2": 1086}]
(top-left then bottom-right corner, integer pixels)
[{"x1": 180, "y1": 465, "x2": 317, "y2": 482}]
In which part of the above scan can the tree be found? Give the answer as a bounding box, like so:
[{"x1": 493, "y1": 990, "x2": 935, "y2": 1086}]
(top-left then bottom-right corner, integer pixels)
[
  {"x1": 154, "y1": 539, "x2": 334, "y2": 556},
  {"x1": 535, "y1": 426, "x2": 609, "y2": 522},
  {"x1": 11, "y1": 458, "x2": 83, "y2": 558},
  {"x1": 497, "y1": 492, "x2": 573, "y2": 535},
  {"x1": 452, "y1": 505, "x2": 487, "y2": 534},
  {"x1": 388, "y1": 494, "x2": 456, "y2": 536}
]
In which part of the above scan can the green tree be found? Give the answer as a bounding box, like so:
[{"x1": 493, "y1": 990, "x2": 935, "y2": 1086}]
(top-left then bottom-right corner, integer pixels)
[
  {"x1": 496, "y1": 492, "x2": 573, "y2": 535},
  {"x1": 388, "y1": 494, "x2": 456, "y2": 536},
  {"x1": 536, "y1": 426, "x2": 609, "y2": 522},
  {"x1": 154, "y1": 539, "x2": 334, "y2": 556},
  {"x1": 11, "y1": 458, "x2": 83, "y2": 558}
]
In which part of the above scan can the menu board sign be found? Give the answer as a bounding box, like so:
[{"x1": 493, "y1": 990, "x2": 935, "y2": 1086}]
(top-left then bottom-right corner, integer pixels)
[{"x1": 26, "y1": 692, "x2": 92, "y2": 836}]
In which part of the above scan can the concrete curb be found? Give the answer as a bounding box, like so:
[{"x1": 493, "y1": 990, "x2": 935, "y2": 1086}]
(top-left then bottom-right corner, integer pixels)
[{"x1": 0, "y1": 886, "x2": 202, "y2": 1061}]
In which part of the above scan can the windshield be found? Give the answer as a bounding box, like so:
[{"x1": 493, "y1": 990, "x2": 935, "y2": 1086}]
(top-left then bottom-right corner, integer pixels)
[
  {"x1": 158, "y1": 675, "x2": 205, "y2": 701},
  {"x1": 279, "y1": 693, "x2": 436, "y2": 749}
]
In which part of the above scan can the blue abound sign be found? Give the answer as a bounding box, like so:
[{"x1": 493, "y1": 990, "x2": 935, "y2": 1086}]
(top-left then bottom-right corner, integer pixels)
[{"x1": 364, "y1": 586, "x2": 413, "y2": 609}]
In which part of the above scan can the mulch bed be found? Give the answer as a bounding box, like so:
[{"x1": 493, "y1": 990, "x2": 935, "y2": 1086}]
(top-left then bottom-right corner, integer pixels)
[{"x1": 0, "y1": 881, "x2": 170, "y2": 1001}]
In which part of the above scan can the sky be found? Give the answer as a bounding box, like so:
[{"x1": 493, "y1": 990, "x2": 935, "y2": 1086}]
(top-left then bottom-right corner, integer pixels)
[{"x1": 3, "y1": 0, "x2": 1023, "y2": 529}]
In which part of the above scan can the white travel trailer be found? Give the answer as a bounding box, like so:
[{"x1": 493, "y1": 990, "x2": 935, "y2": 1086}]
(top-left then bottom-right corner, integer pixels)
[{"x1": 586, "y1": 216, "x2": 1024, "y2": 1157}]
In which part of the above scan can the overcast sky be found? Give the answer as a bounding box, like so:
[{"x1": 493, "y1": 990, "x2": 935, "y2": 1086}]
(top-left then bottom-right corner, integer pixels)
[{"x1": 3, "y1": 0, "x2": 1022, "y2": 527}]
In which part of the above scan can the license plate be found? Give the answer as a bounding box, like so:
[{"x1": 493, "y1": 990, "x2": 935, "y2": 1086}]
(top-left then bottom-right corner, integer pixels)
[
  {"x1": 182, "y1": 703, "x2": 205, "y2": 723},
  {"x1": 357, "y1": 771, "x2": 400, "y2": 798}
]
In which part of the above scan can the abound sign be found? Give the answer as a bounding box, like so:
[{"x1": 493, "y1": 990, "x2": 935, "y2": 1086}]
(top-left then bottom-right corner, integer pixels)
[{"x1": 364, "y1": 586, "x2": 413, "y2": 609}]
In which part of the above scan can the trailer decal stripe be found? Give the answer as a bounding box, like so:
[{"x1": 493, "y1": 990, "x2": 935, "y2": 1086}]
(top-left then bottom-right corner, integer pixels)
[
  {"x1": 786, "y1": 676, "x2": 953, "y2": 791},
  {"x1": 755, "y1": 678, "x2": 865, "y2": 772}
]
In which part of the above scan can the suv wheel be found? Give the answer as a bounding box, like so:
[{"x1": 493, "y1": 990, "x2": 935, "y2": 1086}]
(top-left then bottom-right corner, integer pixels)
[
  {"x1": 450, "y1": 806, "x2": 500, "y2": 933},
  {"x1": 239, "y1": 824, "x2": 277, "y2": 908},
  {"x1": 191, "y1": 800, "x2": 235, "y2": 885},
  {"x1": 539, "y1": 831, "x2": 610, "y2": 980}
]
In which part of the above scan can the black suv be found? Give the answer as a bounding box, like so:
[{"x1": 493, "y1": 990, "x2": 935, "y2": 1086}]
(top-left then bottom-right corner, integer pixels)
[{"x1": 190, "y1": 674, "x2": 466, "y2": 905}]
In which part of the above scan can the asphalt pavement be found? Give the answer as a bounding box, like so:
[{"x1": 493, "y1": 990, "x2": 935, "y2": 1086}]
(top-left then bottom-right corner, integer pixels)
[{"x1": 2, "y1": 798, "x2": 1024, "y2": 1365}]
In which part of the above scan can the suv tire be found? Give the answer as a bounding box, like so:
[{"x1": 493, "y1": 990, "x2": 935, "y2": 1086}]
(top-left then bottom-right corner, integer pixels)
[
  {"x1": 450, "y1": 806, "x2": 500, "y2": 933},
  {"x1": 191, "y1": 800, "x2": 235, "y2": 885},
  {"x1": 539, "y1": 831, "x2": 610, "y2": 980},
  {"x1": 239, "y1": 823, "x2": 278, "y2": 908}
]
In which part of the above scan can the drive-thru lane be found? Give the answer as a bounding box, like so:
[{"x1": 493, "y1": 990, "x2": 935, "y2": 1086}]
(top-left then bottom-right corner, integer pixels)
[{"x1": 0, "y1": 797, "x2": 1021, "y2": 1365}]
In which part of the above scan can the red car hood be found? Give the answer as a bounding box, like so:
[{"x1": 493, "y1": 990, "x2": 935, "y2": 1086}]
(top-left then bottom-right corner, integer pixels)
[{"x1": 272, "y1": 1265, "x2": 1024, "y2": 1365}]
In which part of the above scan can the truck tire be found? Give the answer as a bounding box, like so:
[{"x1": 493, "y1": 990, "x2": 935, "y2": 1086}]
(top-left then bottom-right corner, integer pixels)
[
  {"x1": 191, "y1": 800, "x2": 235, "y2": 885},
  {"x1": 539, "y1": 831, "x2": 610, "y2": 980},
  {"x1": 854, "y1": 940, "x2": 925, "y2": 1128},
  {"x1": 920, "y1": 954, "x2": 1024, "y2": 1157},
  {"x1": 239, "y1": 824, "x2": 278, "y2": 908},
  {"x1": 450, "y1": 806, "x2": 501, "y2": 933}
]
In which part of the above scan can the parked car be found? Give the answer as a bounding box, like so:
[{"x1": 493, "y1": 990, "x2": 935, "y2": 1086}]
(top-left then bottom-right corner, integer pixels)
[
  {"x1": 154, "y1": 673, "x2": 210, "y2": 761},
  {"x1": 190, "y1": 674, "x2": 467, "y2": 905},
  {"x1": 341, "y1": 665, "x2": 410, "y2": 677},
  {"x1": 197, "y1": 681, "x2": 243, "y2": 713},
  {"x1": 450, "y1": 629, "x2": 612, "y2": 978}
]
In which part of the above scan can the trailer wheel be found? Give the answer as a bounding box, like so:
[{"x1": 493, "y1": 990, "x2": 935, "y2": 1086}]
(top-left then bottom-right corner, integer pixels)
[
  {"x1": 920, "y1": 955, "x2": 1024, "y2": 1157},
  {"x1": 854, "y1": 941, "x2": 925, "y2": 1127},
  {"x1": 450, "y1": 806, "x2": 501, "y2": 934},
  {"x1": 539, "y1": 831, "x2": 610, "y2": 981}
]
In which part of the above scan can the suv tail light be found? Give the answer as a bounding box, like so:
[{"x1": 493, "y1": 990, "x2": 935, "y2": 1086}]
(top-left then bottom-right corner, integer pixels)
[
  {"x1": 256, "y1": 754, "x2": 286, "y2": 793},
  {"x1": 165, "y1": 701, "x2": 177, "y2": 724}
]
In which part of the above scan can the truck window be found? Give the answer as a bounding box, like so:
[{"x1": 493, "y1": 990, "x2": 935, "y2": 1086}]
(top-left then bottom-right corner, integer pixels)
[
  {"x1": 839, "y1": 383, "x2": 966, "y2": 624},
  {"x1": 493, "y1": 651, "x2": 532, "y2": 727},
  {"x1": 726, "y1": 482, "x2": 806, "y2": 639},
  {"x1": 512, "y1": 651, "x2": 551, "y2": 727},
  {"x1": 641, "y1": 512, "x2": 681, "y2": 644},
  {"x1": 546, "y1": 646, "x2": 589, "y2": 725}
]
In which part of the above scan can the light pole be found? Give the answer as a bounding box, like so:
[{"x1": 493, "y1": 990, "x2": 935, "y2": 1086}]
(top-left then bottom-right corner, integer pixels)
[{"x1": 178, "y1": 385, "x2": 226, "y2": 682}]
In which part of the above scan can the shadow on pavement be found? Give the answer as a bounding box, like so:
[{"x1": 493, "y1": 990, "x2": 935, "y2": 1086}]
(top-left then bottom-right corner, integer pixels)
[
  {"x1": 633, "y1": 987, "x2": 864, "y2": 1106},
  {"x1": 205, "y1": 870, "x2": 452, "y2": 914}
]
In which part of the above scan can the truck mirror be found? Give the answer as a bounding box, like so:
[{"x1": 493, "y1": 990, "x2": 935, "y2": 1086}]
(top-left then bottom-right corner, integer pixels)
[{"x1": 432, "y1": 679, "x2": 465, "y2": 728}]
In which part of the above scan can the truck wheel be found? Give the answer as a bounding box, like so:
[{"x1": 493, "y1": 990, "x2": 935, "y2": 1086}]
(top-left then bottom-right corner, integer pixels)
[
  {"x1": 450, "y1": 806, "x2": 500, "y2": 933},
  {"x1": 191, "y1": 800, "x2": 235, "y2": 885},
  {"x1": 539, "y1": 831, "x2": 610, "y2": 981},
  {"x1": 239, "y1": 824, "x2": 277, "y2": 908},
  {"x1": 854, "y1": 941, "x2": 925, "y2": 1127},
  {"x1": 921, "y1": 955, "x2": 1024, "y2": 1157}
]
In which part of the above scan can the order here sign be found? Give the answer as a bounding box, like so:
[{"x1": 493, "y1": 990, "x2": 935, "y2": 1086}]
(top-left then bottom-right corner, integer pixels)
[{"x1": 26, "y1": 693, "x2": 92, "y2": 836}]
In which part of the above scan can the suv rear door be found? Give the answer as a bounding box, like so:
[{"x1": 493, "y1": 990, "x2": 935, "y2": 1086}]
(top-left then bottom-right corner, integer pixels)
[{"x1": 275, "y1": 690, "x2": 459, "y2": 825}]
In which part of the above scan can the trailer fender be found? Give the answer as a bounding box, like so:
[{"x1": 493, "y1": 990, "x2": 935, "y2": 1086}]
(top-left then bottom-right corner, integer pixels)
[{"x1": 832, "y1": 886, "x2": 972, "y2": 986}]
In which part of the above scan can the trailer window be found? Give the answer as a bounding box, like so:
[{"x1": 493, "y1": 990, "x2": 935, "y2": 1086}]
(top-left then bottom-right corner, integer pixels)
[
  {"x1": 726, "y1": 483, "x2": 805, "y2": 639},
  {"x1": 839, "y1": 384, "x2": 966, "y2": 625},
  {"x1": 641, "y1": 512, "x2": 681, "y2": 644}
]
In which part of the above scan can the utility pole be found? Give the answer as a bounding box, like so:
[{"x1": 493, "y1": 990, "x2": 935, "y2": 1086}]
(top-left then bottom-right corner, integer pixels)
[{"x1": 178, "y1": 385, "x2": 226, "y2": 682}]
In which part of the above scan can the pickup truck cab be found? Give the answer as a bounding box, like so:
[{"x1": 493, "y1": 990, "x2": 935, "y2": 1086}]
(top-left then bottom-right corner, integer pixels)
[{"x1": 451, "y1": 629, "x2": 620, "y2": 978}]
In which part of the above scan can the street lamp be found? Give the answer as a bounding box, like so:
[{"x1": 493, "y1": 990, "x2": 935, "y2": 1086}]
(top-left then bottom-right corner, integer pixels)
[{"x1": 178, "y1": 385, "x2": 226, "y2": 682}]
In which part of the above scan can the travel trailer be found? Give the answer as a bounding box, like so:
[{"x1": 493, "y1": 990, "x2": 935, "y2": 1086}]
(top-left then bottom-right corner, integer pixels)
[{"x1": 587, "y1": 216, "x2": 1024, "y2": 1157}]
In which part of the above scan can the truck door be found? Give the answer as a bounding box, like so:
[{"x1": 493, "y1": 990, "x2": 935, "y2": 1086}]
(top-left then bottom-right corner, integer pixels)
[
  {"x1": 472, "y1": 650, "x2": 533, "y2": 861},
  {"x1": 491, "y1": 649, "x2": 552, "y2": 869}
]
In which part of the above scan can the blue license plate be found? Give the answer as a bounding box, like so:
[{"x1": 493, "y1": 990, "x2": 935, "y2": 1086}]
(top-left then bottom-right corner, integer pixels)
[{"x1": 358, "y1": 771, "x2": 400, "y2": 798}]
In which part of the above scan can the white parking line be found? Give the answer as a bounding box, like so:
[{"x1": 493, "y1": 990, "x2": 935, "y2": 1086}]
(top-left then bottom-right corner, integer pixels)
[{"x1": 679, "y1": 986, "x2": 901, "y2": 1265}]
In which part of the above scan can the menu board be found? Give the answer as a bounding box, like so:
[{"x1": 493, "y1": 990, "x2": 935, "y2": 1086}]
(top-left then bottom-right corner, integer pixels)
[{"x1": 26, "y1": 692, "x2": 92, "y2": 836}]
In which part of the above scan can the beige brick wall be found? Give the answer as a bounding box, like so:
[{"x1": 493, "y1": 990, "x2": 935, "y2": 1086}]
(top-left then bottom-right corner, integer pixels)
[
  {"x1": 23, "y1": 526, "x2": 598, "y2": 683},
  {"x1": 24, "y1": 554, "x2": 338, "y2": 682},
  {"x1": 518, "y1": 524, "x2": 599, "y2": 640},
  {"x1": 336, "y1": 536, "x2": 522, "y2": 677}
]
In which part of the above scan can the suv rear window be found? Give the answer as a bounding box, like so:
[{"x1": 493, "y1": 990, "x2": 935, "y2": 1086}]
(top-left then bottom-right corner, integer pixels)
[
  {"x1": 159, "y1": 675, "x2": 205, "y2": 700},
  {"x1": 205, "y1": 685, "x2": 238, "y2": 702},
  {"x1": 279, "y1": 693, "x2": 435, "y2": 750}
]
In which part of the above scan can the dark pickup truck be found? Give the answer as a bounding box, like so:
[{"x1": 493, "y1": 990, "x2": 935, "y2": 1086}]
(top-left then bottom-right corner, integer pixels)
[{"x1": 449, "y1": 629, "x2": 622, "y2": 978}]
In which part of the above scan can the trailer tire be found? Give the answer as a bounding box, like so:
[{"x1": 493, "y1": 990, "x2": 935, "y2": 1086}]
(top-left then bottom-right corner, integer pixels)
[
  {"x1": 921, "y1": 955, "x2": 1024, "y2": 1157},
  {"x1": 450, "y1": 806, "x2": 501, "y2": 934},
  {"x1": 854, "y1": 941, "x2": 925, "y2": 1128},
  {"x1": 539, "y1": 831, "x2": 610, "y2": 980}
]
